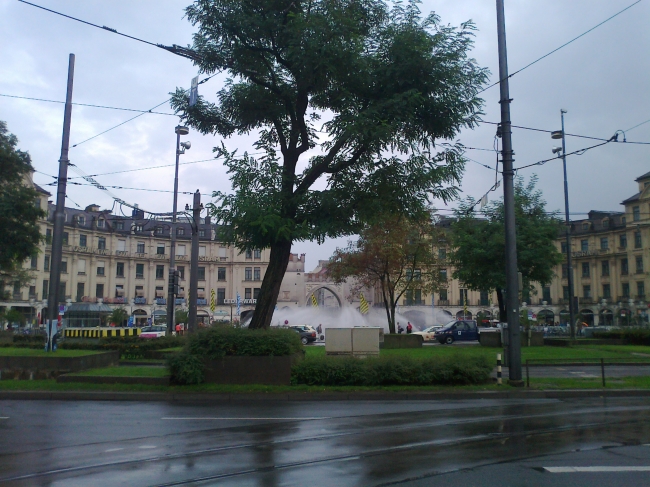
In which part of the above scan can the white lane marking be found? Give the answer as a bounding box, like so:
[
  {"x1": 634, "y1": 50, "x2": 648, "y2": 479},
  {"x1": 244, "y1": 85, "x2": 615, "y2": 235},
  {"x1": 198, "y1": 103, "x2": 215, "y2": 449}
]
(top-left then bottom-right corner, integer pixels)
[
  {"x1": 138, "y1": 445, "x2": 157, "y2": 449},
  {"x1": 161, "y1": 416, "x2": 330, "y2": 421},
  {"x1": 0, "y1": 417, "x2": 9, "y2": 420},
  {"x1": 104, "y1": 448, "x2": 124, "y2": 453},
  {"x1": 545, "y1": 466, "x2": 650, "y2": 473}
]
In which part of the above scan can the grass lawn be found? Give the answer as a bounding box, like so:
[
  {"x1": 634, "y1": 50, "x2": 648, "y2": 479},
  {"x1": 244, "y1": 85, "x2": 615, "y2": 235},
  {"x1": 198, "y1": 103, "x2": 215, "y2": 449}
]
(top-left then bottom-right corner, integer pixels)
[
  {"x1": 573, "y1": 345, "x2": 650, "y2": 356},
  {"x1": 74, "y1": 366, "x2": 169, "y2": 377},
  {"x1": 527, "y1": 376, "x2": 650, "y2": 389},
  {"x1": 0, "y1": 348, "x2": 102, "y2": 357}
]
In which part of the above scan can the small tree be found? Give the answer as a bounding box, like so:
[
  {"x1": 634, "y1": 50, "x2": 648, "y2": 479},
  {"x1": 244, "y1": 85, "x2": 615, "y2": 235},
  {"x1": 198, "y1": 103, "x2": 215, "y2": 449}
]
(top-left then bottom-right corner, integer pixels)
[
  {"x1": 109, "y1": 307, "x2": 129, "y2": 327},
  {"x1": 5, "y1": 309, "x2": 25, "y2": 328},
  {"x1": 175, "y1": 309, "x2": 189, "y2": 326},
  {"x1": 328, "y1": 215, "x2": 442, "y2": 333},
  {"x1": 448, "y1": 176, "x2": 563, "y2": 320}
]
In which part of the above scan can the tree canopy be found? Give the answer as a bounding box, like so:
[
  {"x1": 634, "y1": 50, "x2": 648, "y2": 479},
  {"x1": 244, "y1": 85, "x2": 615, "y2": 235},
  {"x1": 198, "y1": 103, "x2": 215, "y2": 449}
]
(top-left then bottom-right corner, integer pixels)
[
  {"x1": 328, "y1": 215, "x2": 443, "y2": 333},
  {"x1": 447, "y1": 176, "x2": 563, "y2": 319},
  {"x1": 0, "y1": 121, "x2": 45, "y2": 285},
  {"x1": 171, "y1": 0, "x2": 488, "y2": 328}
]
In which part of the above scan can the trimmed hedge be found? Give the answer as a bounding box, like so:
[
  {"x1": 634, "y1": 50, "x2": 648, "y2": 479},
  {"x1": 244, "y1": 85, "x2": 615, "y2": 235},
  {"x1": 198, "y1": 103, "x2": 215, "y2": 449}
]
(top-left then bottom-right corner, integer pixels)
[
  {"x1": 291, "y1": 355, "x2": 492, "y2": 386},
  {"x1": 593, "y1": 328, "x2": 650, "y2": 345},
  {"x1": 168, "y1": 327, "x2": 303, "y2": 385},
  {"x1": 59, "y1": 336, "x2": 186, "y2": 359}
]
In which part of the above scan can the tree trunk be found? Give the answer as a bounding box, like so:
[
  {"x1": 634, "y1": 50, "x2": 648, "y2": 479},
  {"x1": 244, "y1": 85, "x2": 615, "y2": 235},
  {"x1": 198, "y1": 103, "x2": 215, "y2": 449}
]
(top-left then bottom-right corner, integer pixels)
[
  {"x1": 380, "y1": 278, "x2": 396, "y2": 334},
  {"x1": 496, "y1": 288, "x2": 506, "y2": 323},
  {"x1": 248, "y1": 239, "x2": 293, "y2": 329}
]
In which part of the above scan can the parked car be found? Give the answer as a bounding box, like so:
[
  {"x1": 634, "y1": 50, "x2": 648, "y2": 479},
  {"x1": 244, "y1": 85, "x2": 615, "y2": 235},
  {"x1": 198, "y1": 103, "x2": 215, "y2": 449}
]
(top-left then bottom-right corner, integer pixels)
[
  {"x1": 289, "y1": 325, "x2": 317, "y2": 345},
  {"x1": 435, "y1": 320, "x2": 479, "y2": 344},
  {"x1": 412, "y1": 325, "x2": 444, "y2": 342},
  {"x1": 139, "y1": 325, "x2": 167, "y2": 339}
]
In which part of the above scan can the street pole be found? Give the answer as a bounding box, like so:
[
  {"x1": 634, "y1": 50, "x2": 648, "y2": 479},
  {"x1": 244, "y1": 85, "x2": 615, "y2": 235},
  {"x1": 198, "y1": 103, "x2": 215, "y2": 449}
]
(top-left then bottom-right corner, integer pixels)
[
  {"x1": 166, "y1": 125, "x2": 189, "y2": 334},
  {"x1": 47, "y1": 53, "x2": 75, "y2": 351},
  {"x1": 188, "y1": 190, "x2": 201, "y2": 333},
  {"x1": 495, "y1": 0, "x2": 522, "y2": 384},
  {"x1": 559, "y1": 110, "x2": 576, "y2": 339}
]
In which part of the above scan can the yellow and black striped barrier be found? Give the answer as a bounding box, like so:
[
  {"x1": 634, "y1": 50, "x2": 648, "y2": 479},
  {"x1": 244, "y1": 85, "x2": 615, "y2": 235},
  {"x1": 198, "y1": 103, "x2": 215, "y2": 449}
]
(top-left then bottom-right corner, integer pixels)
[{"x1": 64, "y1": 327, "x2": 142, "y2": 338}]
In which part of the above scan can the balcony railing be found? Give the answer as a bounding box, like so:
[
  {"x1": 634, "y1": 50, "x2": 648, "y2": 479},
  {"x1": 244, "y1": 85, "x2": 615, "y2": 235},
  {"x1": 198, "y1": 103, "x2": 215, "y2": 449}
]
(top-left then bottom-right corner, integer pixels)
[
  {"x1": 479, "y1": 299, "x2": 490, "y2": 306},
  {"x1": 458, "y1": 299, "x2": 470, "y2": 306},
  {"x1": 637, "y1": 295, "x2": 647, "y2": 301},
  {"x1": 155, "y1": 298, "x2": 166, "y2": 305},
  {"x1": 134, "y1": 297, "x2": 147, "y2": 305},
  {"x1": 538, "y1": 298, "x2": 553, "y2": 305},
  {"x1": 175, "y1": 298, "x2": 186, "y2": 305},
  {"x1": 197, "y1": 298, "x2": 207, "y2": 305},
  {"x1": 437, "y1": 300, "x2": 449, "y2": 306},
  {"x1": 404, "y1": 300, "x2": 424, "y2": 306}
]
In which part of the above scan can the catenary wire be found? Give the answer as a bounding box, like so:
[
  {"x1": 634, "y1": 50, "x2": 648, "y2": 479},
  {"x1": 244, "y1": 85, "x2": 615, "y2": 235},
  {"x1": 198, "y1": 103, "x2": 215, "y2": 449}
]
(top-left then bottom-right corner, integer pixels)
[
  {"x1": 477, "y1": 0, "x2": 643, "y2": 94},
  {"x1": 0, "y1": 93, "x2": 175, "y2": 115},
  {"x1": 46, "y1": 180, "x2": 194, "y2": 195},
  {"x1": 624, "y1": 118, "x2": 650, "y2": 133}
]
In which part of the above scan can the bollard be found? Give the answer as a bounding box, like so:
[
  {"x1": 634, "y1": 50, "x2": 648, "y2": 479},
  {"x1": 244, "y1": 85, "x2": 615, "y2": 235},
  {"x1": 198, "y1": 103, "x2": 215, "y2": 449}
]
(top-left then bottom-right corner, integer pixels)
[
  {"x1": 601, "y1": 358, "x2": 606, "y2": 387},
  {"x1": 496, "y1": 353, "x2": 502, "y2": 385}
]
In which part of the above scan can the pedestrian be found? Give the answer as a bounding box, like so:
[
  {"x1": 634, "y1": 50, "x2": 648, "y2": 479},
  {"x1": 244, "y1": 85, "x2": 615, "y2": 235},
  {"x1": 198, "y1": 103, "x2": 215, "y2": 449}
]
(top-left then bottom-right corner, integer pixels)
[
  {"x1": 175, "y1": 323, "x2": 181, "y2": 336},
  {"x1": 316, "y1": 324, "x2": 322, "y2": 335},
  {"x1": 397, "y1": 322, "x2": 404, "y2": 334},
  {"x1": 406, "y1": 322, "x2": 413, "y2": 334}
]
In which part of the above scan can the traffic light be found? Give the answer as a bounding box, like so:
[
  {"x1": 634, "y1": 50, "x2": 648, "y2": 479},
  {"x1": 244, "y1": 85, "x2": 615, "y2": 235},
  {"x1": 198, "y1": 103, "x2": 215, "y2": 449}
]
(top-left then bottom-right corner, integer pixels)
[{"x1": 168, "y1": 270, "x2": 180, "y2": 296}]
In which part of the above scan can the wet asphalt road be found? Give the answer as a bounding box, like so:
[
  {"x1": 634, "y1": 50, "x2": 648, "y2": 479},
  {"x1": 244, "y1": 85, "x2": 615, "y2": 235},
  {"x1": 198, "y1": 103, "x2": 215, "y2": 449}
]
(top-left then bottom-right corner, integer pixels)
[{"x1": 1, "y1": 397, "x2": 650, "y2": 486}]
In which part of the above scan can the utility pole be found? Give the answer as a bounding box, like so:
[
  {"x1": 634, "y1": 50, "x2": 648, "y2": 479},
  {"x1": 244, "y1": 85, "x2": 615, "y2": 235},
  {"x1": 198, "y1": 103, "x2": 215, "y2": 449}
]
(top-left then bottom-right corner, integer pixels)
[
  {"x1": 188, "y1": 190, "x2": 201, "y2": 333},
  {"x1": 166, "y1": 125, "x2": 190, "y2": 334},
  {"x1": 557, "y1": 110, "x2": 576, "y2": 339},
  {"x1": 495, "y1": 0, "x2": 522, "y2": 384},
  {"x1": 47, "y1": 53, "x2": 75, "y2": 351}
]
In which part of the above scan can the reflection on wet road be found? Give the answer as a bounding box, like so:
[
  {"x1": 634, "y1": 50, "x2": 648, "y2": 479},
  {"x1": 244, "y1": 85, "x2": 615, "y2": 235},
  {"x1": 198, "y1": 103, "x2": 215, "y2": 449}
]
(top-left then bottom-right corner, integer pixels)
[{"x1": 1, "y1": 397, "x2": 649, "y2": 486}]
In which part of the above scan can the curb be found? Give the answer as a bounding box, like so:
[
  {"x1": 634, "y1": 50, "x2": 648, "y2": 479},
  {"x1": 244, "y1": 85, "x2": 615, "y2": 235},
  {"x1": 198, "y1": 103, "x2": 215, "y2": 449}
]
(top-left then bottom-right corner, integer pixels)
[{"x1": 1, "y1": 389, "x2": 650, "y2": 402}]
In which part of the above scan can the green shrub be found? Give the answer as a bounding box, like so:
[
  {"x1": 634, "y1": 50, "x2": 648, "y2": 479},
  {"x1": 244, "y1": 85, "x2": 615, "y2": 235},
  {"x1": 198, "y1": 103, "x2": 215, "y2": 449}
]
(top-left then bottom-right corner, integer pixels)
[
  {"x1": 186, "y1": 327, "x2": 303, "y2": 359},
  {"x1": 167, "y1": 351, "x2": 204, "y2": 385},
  {"x1": 60, "y1": 335, "x2": 186, "y2": 359},
  {"x1": 593, "y1": 328, "x2": 650, "y2": 345},
  {"x1": 291, "y1": 355, "x2": 492, "y2": 386}
]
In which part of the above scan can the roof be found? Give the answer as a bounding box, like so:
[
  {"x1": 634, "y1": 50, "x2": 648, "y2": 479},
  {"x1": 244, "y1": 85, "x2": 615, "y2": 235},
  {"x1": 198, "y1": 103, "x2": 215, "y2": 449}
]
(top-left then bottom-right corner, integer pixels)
[
  {"x1": 635, "y1": 171, "x2": 650, "y2": 182},
  {"x1": 621, "y1": 192, "x2": 641, "y2": 205},
  {"x1": 66, "y1": 303, "x2": 113, "y2": 314},
  {"x1": 34, "y1": 183, "x2": 51, "y2": 196}
]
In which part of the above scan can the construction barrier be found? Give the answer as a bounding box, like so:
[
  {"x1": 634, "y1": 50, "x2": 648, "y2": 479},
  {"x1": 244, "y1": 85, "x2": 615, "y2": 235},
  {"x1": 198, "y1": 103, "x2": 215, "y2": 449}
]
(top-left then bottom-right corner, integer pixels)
[{"x1": 64, "y1": 327, "x2": 142, "y2": 338}]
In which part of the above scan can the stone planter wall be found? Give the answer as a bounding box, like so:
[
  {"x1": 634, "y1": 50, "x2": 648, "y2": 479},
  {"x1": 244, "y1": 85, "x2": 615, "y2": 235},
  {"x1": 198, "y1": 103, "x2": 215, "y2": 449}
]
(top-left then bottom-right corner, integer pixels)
[
  {"x1": 0, "y1": 351, "x2": 119, "y2": 380},
  {"x1": 57, "y1": 375, "x2": 169, "y2": 386},
  {"x1": 203, "y1": 353, "x2": 303, "y2": 386},
  {"x1": 380, "y1": 334, "x2": 423, "y2": 349}
]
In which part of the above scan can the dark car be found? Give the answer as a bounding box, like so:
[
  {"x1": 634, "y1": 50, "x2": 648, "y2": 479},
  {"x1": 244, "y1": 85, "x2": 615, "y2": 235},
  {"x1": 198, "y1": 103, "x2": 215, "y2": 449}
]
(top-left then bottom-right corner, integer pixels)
[
  {"x1": 289, "y1": 325, "x2": 317, "y2": 345},
  {"x1": 435, "y1": 320, "x2": 479, "y2": 344}
]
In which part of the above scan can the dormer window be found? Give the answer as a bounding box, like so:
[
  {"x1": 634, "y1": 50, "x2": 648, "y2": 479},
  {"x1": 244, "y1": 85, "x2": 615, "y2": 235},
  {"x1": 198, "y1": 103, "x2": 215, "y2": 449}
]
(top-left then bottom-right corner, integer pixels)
[
  {"x1": 582, "y1": 222, "x2": 589, "y2": 231},
  {"x1": 115, "y1": 221, "x2": 124, "y2": 230},
  {"x1": 97, "y1": 219, "x2": 105, "y2": 228},
  {"x1": 602, "y1": 219, "x2": 609, "y2": 229},
  {"x1": 78, "y1": 216, "x2": 85, "y2": 226},
  {"x1": 155, "y1": 227, "x2": 163, "y2": 235},
  {"x1": 177, "y1": 227, "x2": 185, "y2": 236},
  {"x1": 135, "y1": 224, "x2": 143, "y2": 232}
]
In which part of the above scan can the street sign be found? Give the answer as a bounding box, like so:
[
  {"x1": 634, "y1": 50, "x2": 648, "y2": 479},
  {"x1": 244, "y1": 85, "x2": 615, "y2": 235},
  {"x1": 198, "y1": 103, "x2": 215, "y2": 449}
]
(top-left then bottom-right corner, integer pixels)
[{"x1": 189, "y1": 76, "x2": 199, "y2": 106}]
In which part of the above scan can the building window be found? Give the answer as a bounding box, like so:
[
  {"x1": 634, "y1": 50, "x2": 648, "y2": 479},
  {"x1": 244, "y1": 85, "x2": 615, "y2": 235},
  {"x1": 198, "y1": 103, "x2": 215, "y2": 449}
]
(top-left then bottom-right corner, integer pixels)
[
  {"x1": 253, "y1": 288, "x2": 261, "y2": 300},
  {"x1": 136, "y1": 263, "x2": 144, "y2": 278},
  {"x1": 439, "y1": 268, "x2": 447, "y2": 281},
  {"x1": 199, "y1": 229, "x2": 206, "y2": 237},
  {"x1": 439, "y1": 289, "x2": 448, "y2": 301},
  {"x1": 621, "y1": 258, "x2": 629, "y2": 275},
  {"x1": 634, "y1": 231, "x2": 642, "y2": 249},
  {"x1": 42, "y1": 280, "x2": 49, "y2": 300},
  {"x1": 116, "y1": 262, "x2": 125, "y2": 277},
  {"x1": 30, "y1": 255, "x2": 38, "y2": 269},
  {"x1": 638, "y1": 281, "x2": 646, "y2": 298},
  {"x1": 601, "y1": 261, "x2": 609, "y2": 277},
  {"x1": 582, "y1": 222, "x2": 589, "y2": 231},
  {"x1": 562, "y1": 264, "x2": 568, "y2": 279},
  {"x1": 155, "y1": 265, "x2": 164, "y2": 279},
  {"x1": 155, "y1": 226, "x2": 163, "y2": 235},
  {"x1": 62, "y1": 232, "x2": 68, "y2": 245},
  {"x1": 218, "y1": 247, "x2": 227, "y2": 258},
  {"x1": 60, "y1": 260, "x2": 67, "y2": 273},
  {"x1": 117, "y1": 239, "x2": 126, "y2": 251},
  {"x1": 177, "y1": 227, "x2": 185, "y2": 235},
  {"x1": 44, "y1": 255, "x2": 50, "y2": 271},
  {"x1": 622, "y1": 282, "x2": 630, "y2": 298},
  {"x1": 581, "y1": 239, "x2": 588, "y2": 252},
  {"x1": 77, "y1": 259, "x2": 86, "y2": 274},
  {"x1": 177, "y1": 244, "x2": 186, "y2": 256},
  {"x1": 115, "y1": 221, "x2": 124, "y2": 230},
  {"x1": 96, "y1": 283, "x2": 104, "y2": 299},
  {"x1": 581, "y1": 262, "x2": 590, "y2": 278},
  {"x1": 217, "y1": 267, "x2": 226, "y2": 281},
  {"x1": 135, "y1": 224, "x2": 143, "y2": 232},
  {"x1": 97, "y1": 219, "x2": 105, "y2": 228},
  {"x1": 137, "y1": 242, "x2": 145, "y2": 253},
  {"x1": 253, "y1": 267, "x2": 261, "y2": 281},
  {"x1": 45, "y1": 228, "x2": 52, "y2": 244},
  {"x1": 245, "y1": 267, "x2": 252, "y2": 280},
  {"x1": 58, "y1": 282, "x2": 66, "y2": 302},
  {"x1": 561, "y1": 242, "x2": 567, "y2": 254},
  {"x1": 602, "y1": 219, "x2": 609, "y2": 229},
  {"x1": 636, "y1": 256, "x2": 644, "y2": 274},
  {"x1": 245, "y1": 288, "x2": 252, "y2": 299},
  {"x1": 245, "y1": 250, "x2": 252, "y2": 259},
  {"x1": 459, "y1": 289, "x2": 468, "y2": 306},
  {"x1": 563, "y1": 286, "x2": 570, "y2": 300},
  {"x1": 115, "y1": 285, "x2": 124, "y2": 298},
  {"x1": 199, "y1": 246, "x2": 206, "y2": 257},
  {"x1": 542, "y1": 287, "x2": 551, "y2": 303},
  {"x1": 198, "y1": 267, "x2": 206, "y2": 280},
  {"x1": 603, "y1": 284, "x2": 611, "y2": 299},
  {"x1": 480, "y1": 290, "x2": 490, "y2": 306},
  {"x1": 96, "y1": 261, "x2": 105, "y2": 276},
  {"x1": 620, "y1": 234, "x2": 627, "y2": 248},
  {"x1": 76, "y1": 282, "x2": 84, "y2": 302},
  {"x1": 438, "y1": 248, "x2": 447, "y2": 260},
  {"x1": 583, "y1": 285, "x2": 591, "y2": 299},
  {"x1": 254, "y1": 249, "x2": 261, "y2": 259},
  {"x1": 157, "y1": 245, "x2": 165, "y2": 255},
  {"x1": 98, "y1": 237, "x2": 106, "y2": 250},
  {"x1": 77, "y1": 234, "x2": 86, "y2": 247},
  {"x1": 217, "y1": 288, "x2": 225, "y2": 305},
  {"x1": 600, "y1": 237, "x2": 608, "y2": 250},
  {"x1": 633, "y1": 206, "x2": 640, "y2": 221}
]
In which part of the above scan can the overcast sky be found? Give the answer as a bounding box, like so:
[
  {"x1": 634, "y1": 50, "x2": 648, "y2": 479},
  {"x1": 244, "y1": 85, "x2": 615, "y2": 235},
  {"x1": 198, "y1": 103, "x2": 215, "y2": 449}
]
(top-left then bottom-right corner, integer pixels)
[{"x1": 1, "y1": 0, "x2": 648, "y2": 271}]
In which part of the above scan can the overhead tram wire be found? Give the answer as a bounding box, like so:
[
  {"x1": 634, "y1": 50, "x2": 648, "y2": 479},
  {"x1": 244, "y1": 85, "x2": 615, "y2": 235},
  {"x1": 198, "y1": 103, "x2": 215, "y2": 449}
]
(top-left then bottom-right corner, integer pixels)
[
  {"x1": 46, "y1": 180, "x2": 194, "y2": 195},
  {"x1": 624, "y1": 118, "x2": 650, "y2": 133},
  {"x1": 513, "y1": 139, "x2": 613, "y2": 172},
  {"x1": 0, "y1": 93, "x2": 175, "y2": 115},
  {"x1": 476, "y1": 0, "x2": 643, "y2": 94}
]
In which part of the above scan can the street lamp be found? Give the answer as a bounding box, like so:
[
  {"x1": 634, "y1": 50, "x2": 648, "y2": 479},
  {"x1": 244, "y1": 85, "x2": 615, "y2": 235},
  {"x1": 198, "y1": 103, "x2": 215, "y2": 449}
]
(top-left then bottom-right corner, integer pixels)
[
  {"x1": 166, "y1": 125, "x2": 190, "y2": 335},
  {"x1": 552, "y1": 109, "x2": 576, "y2": 339}
]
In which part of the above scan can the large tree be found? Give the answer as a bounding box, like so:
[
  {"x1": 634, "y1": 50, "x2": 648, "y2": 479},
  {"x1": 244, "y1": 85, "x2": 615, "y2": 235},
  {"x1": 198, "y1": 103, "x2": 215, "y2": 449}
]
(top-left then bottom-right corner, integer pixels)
[
  {"x1": 0, "y1": 121, "x2": 45, "y2": 286},
  {"x1": 171, "y1": 0, "x2": 488, "y2": 329},
  {"x1": 328, "y1": 215, "x2": 443, "y2": 333},
  {"x1": 448, "y1": 176, "x2": 563, "y2": 320}
]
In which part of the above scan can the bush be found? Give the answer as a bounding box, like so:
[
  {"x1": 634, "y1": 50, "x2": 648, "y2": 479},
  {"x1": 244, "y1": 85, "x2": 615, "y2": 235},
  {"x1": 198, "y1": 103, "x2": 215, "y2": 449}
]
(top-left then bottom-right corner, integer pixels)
[
  {"x1": 593, "y1": 328, "x2": 650, "y2": 345},
  {"x1": 60, "y1": 335, "x2": 186, "y2": 359},
  {"x1": 186, "y1": 327, "x2": 303, "y2": 359},
  {"x1": 168, "y1": 327, "x2": 303, "y2": 385},
  {"x1": 291, "y1": 355, "x2": 492, "y2": 387}
]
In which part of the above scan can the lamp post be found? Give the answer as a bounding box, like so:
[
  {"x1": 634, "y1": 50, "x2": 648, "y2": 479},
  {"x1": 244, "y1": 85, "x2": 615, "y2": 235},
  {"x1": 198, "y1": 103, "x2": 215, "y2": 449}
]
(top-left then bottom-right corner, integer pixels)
[
  {"x1": 166, "y1": 125, "x2": 191, "y2": 335},
  {"x1": 551, "y1": 109, "x2": 576, "y2": 339}
]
